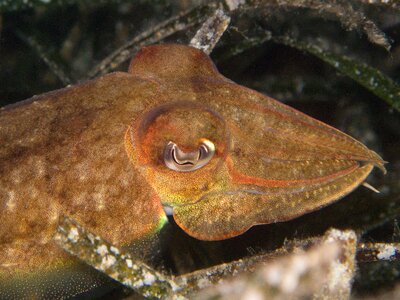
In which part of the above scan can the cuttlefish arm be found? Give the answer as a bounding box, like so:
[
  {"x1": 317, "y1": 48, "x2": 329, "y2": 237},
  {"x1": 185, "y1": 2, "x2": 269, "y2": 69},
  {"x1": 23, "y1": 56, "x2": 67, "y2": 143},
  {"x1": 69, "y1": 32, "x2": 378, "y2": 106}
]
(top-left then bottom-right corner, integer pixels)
[{"x1": 0, "y1": 73, "x2": 167, "y2": 297}]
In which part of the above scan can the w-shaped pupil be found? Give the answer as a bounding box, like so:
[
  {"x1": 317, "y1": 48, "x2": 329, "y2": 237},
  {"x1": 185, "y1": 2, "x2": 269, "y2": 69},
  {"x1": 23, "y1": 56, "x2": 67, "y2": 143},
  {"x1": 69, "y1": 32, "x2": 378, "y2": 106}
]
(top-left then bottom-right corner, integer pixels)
[
  {"x1": 173, "y1": 146, "x2": 200, "y2": 165},
  {"x1": 164, "y1": 140, "x2": 215, "y2": 172}
]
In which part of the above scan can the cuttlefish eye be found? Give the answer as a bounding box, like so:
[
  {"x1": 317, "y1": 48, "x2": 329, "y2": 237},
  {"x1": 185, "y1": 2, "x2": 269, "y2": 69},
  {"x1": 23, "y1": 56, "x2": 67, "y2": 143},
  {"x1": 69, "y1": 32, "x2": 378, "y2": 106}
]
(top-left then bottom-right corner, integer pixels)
[
  {"x1": 164, "y1": 139, "x2": 215, "y2": 172},
  {"x1": 125, "y1": 102, "x2": 230, "y2": 205},
  {"x1": 130, "y1": 102, "x2": 228, "y2": 170}
]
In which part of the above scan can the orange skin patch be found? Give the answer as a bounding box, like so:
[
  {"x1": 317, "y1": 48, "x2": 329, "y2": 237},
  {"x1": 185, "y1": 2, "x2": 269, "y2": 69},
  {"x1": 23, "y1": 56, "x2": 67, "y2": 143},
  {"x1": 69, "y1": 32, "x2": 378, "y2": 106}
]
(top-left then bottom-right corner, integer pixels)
[{"x1": 225, "y1": 156, "x2": 359, "y2": 188}]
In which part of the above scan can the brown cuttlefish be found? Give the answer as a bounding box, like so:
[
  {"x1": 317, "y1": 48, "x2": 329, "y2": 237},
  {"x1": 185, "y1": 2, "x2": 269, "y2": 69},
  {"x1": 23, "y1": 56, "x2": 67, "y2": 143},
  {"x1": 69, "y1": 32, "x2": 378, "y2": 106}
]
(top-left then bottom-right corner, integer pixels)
[{"x1": 0, "y1": 44, "x2": 385, "y2": 298}]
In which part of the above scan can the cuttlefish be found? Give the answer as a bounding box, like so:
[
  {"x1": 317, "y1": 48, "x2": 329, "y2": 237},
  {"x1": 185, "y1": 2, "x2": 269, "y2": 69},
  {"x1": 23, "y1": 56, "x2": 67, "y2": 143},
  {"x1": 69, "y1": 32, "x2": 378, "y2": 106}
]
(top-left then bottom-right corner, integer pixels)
[{"x1": 0, "y1": 44, "x2": 385, "y2": 298}]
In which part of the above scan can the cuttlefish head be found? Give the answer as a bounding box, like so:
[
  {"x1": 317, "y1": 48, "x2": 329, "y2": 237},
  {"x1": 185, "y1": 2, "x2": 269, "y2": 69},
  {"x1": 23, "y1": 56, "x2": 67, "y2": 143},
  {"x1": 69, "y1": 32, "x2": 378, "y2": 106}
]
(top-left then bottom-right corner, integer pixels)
[
  {"x1": 124, "y1": 44, "x2": 386, "y2": 241},
  {"x1": 126, "y1": 102, "x2": 230, "y2": 207}
]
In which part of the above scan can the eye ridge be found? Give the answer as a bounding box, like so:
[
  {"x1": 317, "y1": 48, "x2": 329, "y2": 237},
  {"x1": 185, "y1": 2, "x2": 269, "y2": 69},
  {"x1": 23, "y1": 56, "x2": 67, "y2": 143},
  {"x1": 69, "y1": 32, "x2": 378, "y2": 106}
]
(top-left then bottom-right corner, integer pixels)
[{"x1": 164, "y1": 140, "x2": 215, "y2": 172}]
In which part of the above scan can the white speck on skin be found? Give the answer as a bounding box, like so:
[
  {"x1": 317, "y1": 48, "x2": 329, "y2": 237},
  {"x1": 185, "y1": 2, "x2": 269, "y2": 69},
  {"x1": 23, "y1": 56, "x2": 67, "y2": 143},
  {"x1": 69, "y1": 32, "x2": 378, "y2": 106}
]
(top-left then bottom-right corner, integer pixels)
[
  {"x1": 67, "y1": 227, "x2": 79, "y2": 243},
  {"x1": 5, "y1": 191, "x2": 16, "y2": 211},
  {"x1": 49, "y1": 206, "x2": 59, "y2": 222},
  {"x1": 96, "y1": 245, "x2": 109, "y2": 256},
  {"x1": 35, "y1": 158, "x2": 46, "y2": 176},
  {"x1": 377, "y1": 245, "x2": 396, "y2": 260},
  {"x1": 93, "y1": 190, "x2": 106, "y2": 211}
]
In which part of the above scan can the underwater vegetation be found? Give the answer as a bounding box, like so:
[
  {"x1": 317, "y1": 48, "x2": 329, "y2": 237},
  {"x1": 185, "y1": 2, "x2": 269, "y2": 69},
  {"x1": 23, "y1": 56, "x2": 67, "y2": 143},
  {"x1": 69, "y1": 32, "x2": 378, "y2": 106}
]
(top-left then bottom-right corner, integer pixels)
[{"x1": 1, "y1": 0, "x2": 400, "y2": 299}]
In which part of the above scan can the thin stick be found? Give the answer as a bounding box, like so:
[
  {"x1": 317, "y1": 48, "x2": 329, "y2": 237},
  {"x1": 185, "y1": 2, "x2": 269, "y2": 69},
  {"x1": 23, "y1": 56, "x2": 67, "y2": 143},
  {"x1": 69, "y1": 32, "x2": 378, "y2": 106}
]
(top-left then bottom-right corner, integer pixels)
[
  {"x1": 54, "y1": 216, "x2": 291, "y2": 298},
  {"x1": 87, "y1": 4, "x2": 213, "y2": 79},
  {"x1": 54, "y1": 216, "x2": 182, "y2": 299},
  {"x1": 189, "y1": 9, "x2": 231, "y2": 54},
  {"x1": 357, "y1": 242, "x2": 400, "y2": 262},
  {"x1": 16, "y1": 30, "x2": 72, "y2": 85}
]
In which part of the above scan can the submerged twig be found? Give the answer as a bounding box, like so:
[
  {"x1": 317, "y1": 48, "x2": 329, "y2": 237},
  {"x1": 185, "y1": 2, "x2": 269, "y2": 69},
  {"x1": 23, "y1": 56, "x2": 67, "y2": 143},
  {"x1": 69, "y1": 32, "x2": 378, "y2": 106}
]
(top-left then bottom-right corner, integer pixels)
[
  {"x1": 57, "y1": 215, "x2": 399, "y2": 299},
  {"x1": 239, "y1": 0, "x2": 391, "y2": 50},
  {"x1": 16, "y1": 30, "x2": 72, "y2": 85},
  {"x1": 275, "y1": 35, "x2": 400, "y2": 112},
  {"x1": 356, "y1": 0, "x2": 400, "y2": 11},
  {"x1": 54, "y1": 216, "x2": 182, "y2": 299},
  {"x1": 175, "y1": 248, "x2": 289, "y2": 297},
  {"x1": 196, "y1": 229, "x2": 357, "y2": 300},
  {"x1": 87, "y1": 4, "x2": 214, "y2": 79},
  {"x1": 189, "y1": 9, "x2": 230, "y2": 55},
  {"x1": 54, "y1": 216, "x2": 291, "y2": 299},
  {"x1": 357, "y1": 242, "x2": 400, "y2": 262},
  {"x1": 216, "y1": 28, "x2": 272, "y2": 62}
]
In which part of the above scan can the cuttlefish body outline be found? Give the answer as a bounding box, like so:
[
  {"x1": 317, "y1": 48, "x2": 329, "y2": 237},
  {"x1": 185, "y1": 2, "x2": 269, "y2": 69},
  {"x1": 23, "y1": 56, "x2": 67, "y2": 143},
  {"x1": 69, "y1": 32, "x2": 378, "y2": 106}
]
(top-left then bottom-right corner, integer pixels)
[{"x1": 0, "y1": 44, "x2": 385, "y2": 296}]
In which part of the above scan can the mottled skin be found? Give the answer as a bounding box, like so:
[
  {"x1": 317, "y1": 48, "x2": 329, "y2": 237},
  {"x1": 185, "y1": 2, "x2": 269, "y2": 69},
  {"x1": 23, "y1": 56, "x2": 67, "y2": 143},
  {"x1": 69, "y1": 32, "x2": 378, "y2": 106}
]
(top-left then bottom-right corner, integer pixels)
[{"x1": 0, "y1": 44, "x2": 384, "y2": 297}]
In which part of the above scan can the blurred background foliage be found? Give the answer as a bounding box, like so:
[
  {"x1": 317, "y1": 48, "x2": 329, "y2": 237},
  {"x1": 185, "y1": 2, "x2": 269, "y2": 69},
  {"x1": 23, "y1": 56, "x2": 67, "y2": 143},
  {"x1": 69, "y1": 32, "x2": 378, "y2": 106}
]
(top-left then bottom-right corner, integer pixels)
[{"x1": 1, "y1": 0, "x2": 400, "y2": 298}]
